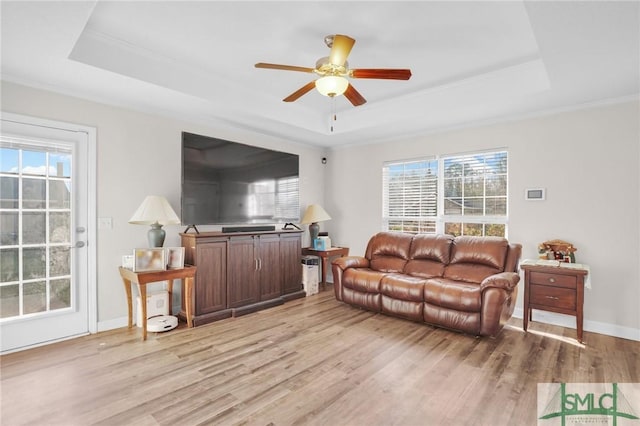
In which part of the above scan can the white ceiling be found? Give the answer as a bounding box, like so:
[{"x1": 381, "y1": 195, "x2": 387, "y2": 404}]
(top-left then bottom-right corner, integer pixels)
[{"x1": 1, "y1": 1, "x2": 638, "y2": 148}]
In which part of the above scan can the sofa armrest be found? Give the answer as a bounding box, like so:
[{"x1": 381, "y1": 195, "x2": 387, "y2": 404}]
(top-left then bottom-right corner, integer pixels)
[
  {"x1": 331, "y1": 256, "x2": 369, "y2": 302},
  {"x1": 480, "y1": 272, "x2": 520, "y2": 292},
  {"x1": 332, "y1": 256, "x2": 370, "y2": 271}
]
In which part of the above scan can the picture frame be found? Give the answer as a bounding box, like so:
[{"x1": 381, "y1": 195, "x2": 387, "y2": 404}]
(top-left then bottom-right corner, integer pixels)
[
  {"x1": 133, "y1": 248, "x2": 166, "y2": 272},
  {"x1": 121, "y1": 255, "x2": 134, "y2": 269},
  {"x1": 165, "y1": 247, "x2": 185, "y2": 269}
]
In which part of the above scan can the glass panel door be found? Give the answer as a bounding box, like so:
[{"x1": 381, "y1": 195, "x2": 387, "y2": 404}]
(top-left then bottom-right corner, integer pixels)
[{"x1": 0, "y1": 115, "x2": 93, "y2": 353}]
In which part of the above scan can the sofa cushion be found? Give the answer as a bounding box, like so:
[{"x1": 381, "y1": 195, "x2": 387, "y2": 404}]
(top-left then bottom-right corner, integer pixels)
[
  {"x1": 368, "y1": 232, "x2": 413, "y2": 272},
  {"x1": 404, "y1": 234, "x2": 452, "y2": 279},
  {"x1": 444, "y1": 236, "x2": 508, "y2": 283},
  {"x1": 382, "y1": 297, "x2": 423, "y2": 321},
  {"x1": 423, "y1": 278, "x2": 482, "y2": 312},
  {"x1": 424, "y1": 302, "x2": 480, "y2": 335},
  {"x1": 443, "y1": 263, "x2": 503, "y2": 284},
  {"x1": 381, "y1": 273, "x2": 426, "y2": 302},
  {"x1": 409, "y1": 234, "x2": 454, "y2": 263},
  {"x1": 343, "y1": 287, "x2": 381, "y2": 312},
  {"x1": 342, "y1": 268, "x2": 387, "y2": 293},
  {"x1": 448, "y1": 236, "x2": 508, "y2": 270}
]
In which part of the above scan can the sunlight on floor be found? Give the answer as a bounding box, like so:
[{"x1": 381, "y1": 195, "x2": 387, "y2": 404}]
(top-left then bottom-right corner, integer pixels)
[{"x1": 504, "y1": 324, "x2": 586, "y2": 348}]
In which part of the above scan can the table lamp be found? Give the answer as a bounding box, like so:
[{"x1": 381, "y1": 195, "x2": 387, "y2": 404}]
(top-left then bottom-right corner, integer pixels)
[
  {"x1": 300, "y1": 204, "x2": 331, "y2": 243},
  {"x1": 129, "y1": 195, "x2": 181, "y2": 247}
]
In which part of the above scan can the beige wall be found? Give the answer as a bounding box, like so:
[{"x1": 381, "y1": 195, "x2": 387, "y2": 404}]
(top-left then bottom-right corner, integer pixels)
[
  {"x1": 325, "y1": 100, "x2": 640, "y2": 340},
  {"x1": 1, "y1": 81, "x2": 327, "y2": 328}
]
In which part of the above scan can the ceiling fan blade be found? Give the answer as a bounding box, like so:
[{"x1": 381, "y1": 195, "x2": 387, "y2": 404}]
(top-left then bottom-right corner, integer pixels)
[
  {"x1": 255, "y1": 63, "x2": 315, "y2": 73},
  {"x1": 344, "y1": 83, "x2": 367, "y2": 106},
  {"x1": 283, "y1": 81, "x2": 317, "y2": 102},
  {"x1": 329, "y1": 34, "x2": 355, "y2": 67},
  {"x1": 351, "y1": 68, "x2": 412, "y2": 80}
]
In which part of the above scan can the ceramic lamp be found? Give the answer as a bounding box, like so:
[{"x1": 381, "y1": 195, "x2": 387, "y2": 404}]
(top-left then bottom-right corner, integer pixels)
[
  {"x1": 129, "y1": 195, "x2": 181, "y2": 247},
  {"x1": 300, "y1": 204, "x2": 331, "y2": 243}
]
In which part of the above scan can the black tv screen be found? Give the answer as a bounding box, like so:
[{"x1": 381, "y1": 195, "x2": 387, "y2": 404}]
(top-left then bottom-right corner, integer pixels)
[{"x1": 181, "y1": 132, "x2": 300, "y2": 225}]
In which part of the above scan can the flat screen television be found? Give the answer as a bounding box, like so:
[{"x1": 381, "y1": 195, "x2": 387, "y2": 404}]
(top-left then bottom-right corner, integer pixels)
[{"x1": 181, "y1": 132, "x2": 300, "y2": 226}]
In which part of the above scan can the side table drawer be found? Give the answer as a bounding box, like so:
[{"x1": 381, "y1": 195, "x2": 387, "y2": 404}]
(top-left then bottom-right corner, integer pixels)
[
  {"x1": 530, "y1": 271, "x2": 577, "y2": 289},
  {"x1": 530, "y1": 284, "x2": 576, "y2": 310}
]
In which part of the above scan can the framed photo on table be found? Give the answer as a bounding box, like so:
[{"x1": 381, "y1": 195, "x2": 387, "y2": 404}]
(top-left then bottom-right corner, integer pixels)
[
  {"x1": 166, "y1": 247, "x2": 185, "y2": 269},
  {"x1": 133, "y1": 248, "x2": 166, "y2": 272}
]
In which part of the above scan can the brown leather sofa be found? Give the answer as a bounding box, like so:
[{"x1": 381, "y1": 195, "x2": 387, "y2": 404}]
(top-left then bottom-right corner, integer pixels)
[{"x1": 332, "y1": 232, "x2": 522, "y2": 337}]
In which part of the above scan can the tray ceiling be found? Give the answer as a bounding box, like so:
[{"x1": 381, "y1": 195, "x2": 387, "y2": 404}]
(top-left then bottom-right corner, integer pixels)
[{"x1": 1, "y1": 1, "x2": 638, "y2": 147}]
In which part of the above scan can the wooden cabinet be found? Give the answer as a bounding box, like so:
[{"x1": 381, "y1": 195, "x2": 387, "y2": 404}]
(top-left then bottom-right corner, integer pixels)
[
  {"x1": 258, "y1": 234, "x2": 283, "y2": 301},
  {"x1": 182, "y1": 235, "x2": 232, "y2": 325},
  {"x1": 228, "y1": 236, "x2": 260, "y2": 308},
  {"x1": 281, "y1": 233, "x2": 303, "y2": 297},
  {"x1": 521, "y1": 263, "x2": 588, "y2": 343},
  {"x1": 182, "y1": 230, "x2": 304, "y2": 325},
  {"x1": 228, "y1": 234, "x2": 283, "y2": 312}
]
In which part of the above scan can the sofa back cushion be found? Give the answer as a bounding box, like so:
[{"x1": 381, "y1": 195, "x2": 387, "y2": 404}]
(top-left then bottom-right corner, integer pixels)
[
  {"x1": 443, "y1": 236, "x2": 508, "y2": 283},
  {"x1": 404, "y1": 234, "x2": 453, "y2": 279},
  {"x1": 366, "y1": 232, "x2": 413, "y2": 272}
]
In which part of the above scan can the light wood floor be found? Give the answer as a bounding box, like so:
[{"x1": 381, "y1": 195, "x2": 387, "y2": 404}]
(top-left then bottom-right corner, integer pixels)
[{"x1": 1, "y1": 288, "x2": 638, "y2": 425}]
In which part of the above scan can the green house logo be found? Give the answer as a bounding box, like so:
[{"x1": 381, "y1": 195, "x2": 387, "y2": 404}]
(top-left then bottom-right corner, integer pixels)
[{"x1": 538, "y1": 383, "x2": 640, "y2": 425}]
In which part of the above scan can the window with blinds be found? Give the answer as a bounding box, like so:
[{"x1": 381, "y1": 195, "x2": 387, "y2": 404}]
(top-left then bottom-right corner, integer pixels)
[
  {"x1": 382, "y1": 159, "x2": 438, "y2": 233},
  {"x1": 382, "y1": 150, "x2": 508, "y2": 237}
]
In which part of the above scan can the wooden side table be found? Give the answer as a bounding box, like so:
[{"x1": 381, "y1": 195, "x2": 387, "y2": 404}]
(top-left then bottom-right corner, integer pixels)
[
  {"x1": 301, "y1": 247, "x2": 349, "y2": 290},
  {"x1": 521, "y1": 262, "x2": 588, "y2": 343},
  {"x1": 119, "y1": 266, "x2": 196, "y2": 341}
]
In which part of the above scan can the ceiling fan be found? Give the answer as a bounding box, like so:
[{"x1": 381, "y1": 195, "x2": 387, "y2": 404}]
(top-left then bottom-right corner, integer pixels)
[{"x1": 255, "y1": 34, "x2": 412, "y2": 106}]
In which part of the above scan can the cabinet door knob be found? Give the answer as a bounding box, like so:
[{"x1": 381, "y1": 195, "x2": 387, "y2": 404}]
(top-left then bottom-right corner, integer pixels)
[
  {"x1": 545, "y1": 296, "x2": 559, "y2": 300},
  {"x1": 548, "y1": 277, "x2": 556, "y2": 283}
]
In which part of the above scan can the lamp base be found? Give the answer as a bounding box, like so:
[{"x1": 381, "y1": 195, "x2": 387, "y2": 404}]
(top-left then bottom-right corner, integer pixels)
[
  {"x1": 148, "y1": 223, "x2": 166, "y2": 247},
  {"x1": 309, "y1": 222, "x2": 320, "y2": 243}
]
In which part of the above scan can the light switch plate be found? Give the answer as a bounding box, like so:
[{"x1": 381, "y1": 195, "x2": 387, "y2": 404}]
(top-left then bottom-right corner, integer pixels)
[{"x1": 98, "y1": 217, "x2": 113, "y2": 229}]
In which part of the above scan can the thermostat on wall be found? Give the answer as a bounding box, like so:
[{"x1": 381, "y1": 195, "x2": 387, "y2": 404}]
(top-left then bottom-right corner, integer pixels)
[{"x1": 525, "y1": 188, "x2": 546, "y2": 200}]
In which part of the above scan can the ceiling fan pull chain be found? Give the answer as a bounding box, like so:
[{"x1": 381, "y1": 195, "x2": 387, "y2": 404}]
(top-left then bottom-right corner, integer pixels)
[{"x1": 330, "y1": 96, "x2": 337, "y2": 133}]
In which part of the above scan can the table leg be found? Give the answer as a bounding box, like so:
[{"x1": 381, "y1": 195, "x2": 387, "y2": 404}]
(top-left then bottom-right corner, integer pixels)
[
  {"x1": 320, "y1": 256, "x2": 329, "y2": 290},
  {"x1": 185, "y1": 276, "x2": 194, "y2": 328},
  {"x1": 166, "y1": 279, "x2": 174, "y2": 316},
  {"x1": 138, "y1": 283, "x2": 147, "y2": 341},
  {"x1": 121, "y1": 278, "x2": 133, "y2": 329}
]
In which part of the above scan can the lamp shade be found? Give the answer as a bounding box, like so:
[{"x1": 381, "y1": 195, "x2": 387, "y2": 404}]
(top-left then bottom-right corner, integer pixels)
[
  {"x1": 300, "y1": 204, "x2": 331, "y2": 224},
  {"x1": 315, "y1": 76, "x2": 349, "y2": 97},
  {"x1": 129, "y1": 196, "x2": 180, "y2": 225}
]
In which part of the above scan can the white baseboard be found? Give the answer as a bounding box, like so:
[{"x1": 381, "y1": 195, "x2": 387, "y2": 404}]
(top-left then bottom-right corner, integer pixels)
[
  {"x1": 513, "y1": 308, "x2": 640, "y2": 342},
  {"x1": 97, "y1": 316, "x2": 129, "y2": 333}
]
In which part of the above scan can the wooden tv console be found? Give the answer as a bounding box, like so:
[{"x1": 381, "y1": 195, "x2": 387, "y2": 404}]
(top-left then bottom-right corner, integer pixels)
[{"x1": 180, "y1": 229, "x2": 305, "y2": 326}]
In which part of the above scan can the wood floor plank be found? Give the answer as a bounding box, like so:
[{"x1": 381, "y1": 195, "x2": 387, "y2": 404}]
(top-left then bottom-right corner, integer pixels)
[{"x1": 1, "y1": 289, "x2": 638, "y2": 425}]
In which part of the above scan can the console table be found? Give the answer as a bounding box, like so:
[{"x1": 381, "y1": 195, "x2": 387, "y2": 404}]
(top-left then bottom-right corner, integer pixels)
[
  {"x1": 520, "y1": 261, "x2": 589, "y2": 343},
  {"x1": 181, "y1": 230, "x2": 305, "y2": 326},
  {"x1": 119, "y1": 266, "x2": 196, "y2": 341},
  {"x1": 301, "y1": 246, "x2": 349, "y2": 290}
]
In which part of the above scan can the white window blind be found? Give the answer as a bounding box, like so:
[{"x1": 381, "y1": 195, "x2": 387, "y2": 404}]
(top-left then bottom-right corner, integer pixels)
[{"x1": 382, "y1": 159, "x2": 438, "y2": 233}]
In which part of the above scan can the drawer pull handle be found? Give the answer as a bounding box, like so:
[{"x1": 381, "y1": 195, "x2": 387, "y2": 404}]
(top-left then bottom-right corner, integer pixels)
[
  {"x1": 545, "y1": 296, "x2": 560, "y2": 300},
  {"x1": 548, "y1": 277, "x2": 556, "y2": 283}
]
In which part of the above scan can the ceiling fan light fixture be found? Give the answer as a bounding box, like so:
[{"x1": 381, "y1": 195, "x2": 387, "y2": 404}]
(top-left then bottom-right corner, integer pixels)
[{"x1": 315, "y1": 76, "x2": 349, "y2": 97}]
